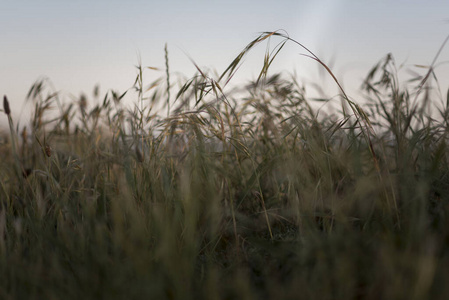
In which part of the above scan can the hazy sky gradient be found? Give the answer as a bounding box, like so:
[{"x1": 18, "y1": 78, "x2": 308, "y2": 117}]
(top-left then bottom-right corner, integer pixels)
[{"x1": 1, "y1": 0, "x2": 449, "y2": 123}]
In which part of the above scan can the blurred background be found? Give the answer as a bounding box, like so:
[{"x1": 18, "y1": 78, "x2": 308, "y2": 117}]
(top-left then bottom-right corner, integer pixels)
[{"x1": 1, "y1": 0, "x2": 449, "y2": 126}]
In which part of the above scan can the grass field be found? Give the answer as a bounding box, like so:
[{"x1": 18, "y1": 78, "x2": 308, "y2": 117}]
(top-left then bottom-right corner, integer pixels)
[{"x1": 1, "y1": 32, "x2": 449, "y2": 299}]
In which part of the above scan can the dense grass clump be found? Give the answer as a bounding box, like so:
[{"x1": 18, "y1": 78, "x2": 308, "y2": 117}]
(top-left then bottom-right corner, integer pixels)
[{"x1": 1, "y1": 32, "x2": 449, "y2": 299}]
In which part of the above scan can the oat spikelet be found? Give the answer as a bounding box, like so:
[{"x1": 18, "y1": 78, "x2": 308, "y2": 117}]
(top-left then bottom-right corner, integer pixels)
[
  {"x1": 45, "y1": 145, "x2": 52, "y2": 157},
  {"x1": 136, "y1": 147, "x2": 144, "y2": 163}
]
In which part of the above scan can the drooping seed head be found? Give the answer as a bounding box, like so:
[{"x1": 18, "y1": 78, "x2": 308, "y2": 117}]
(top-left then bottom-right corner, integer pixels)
[
  {"x1": 136, "y1": 147, "x2": 144, "y2": 162},
  {"x1": 45, "y1": 145, "x2": 52, "y2": 157}
]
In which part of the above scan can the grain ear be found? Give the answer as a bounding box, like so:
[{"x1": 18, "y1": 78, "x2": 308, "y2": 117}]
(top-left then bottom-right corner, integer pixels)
[{"x1": 3, "y1": 95, "x2": 10, "y2": 115}]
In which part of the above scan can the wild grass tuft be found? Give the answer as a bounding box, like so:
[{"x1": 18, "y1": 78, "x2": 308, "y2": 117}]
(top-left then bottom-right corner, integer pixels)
[{"x1": 1, "y1": 31, "x2": 449, "y2": 299}]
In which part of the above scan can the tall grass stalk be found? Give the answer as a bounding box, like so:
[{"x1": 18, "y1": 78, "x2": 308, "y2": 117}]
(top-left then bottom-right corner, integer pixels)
[{"x1": 3, "y1": 96, "x2": 23, "y2": 181}]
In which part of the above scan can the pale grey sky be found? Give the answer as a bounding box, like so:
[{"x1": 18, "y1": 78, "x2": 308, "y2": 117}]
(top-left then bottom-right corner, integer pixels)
[{"x1": 1, "y1": 0, "x2": 449, "y2": 124}]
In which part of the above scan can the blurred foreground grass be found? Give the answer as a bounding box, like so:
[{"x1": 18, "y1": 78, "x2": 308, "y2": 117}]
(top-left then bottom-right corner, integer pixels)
[{"x1": 1, "y1": 32, "x2": 449, "y2": 299}]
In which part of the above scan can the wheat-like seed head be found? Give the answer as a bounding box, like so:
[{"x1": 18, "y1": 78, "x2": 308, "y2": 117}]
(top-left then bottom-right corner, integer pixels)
[{"x1": 3, "y1": 95, "x2": 10, "y2": 115}]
